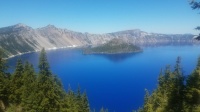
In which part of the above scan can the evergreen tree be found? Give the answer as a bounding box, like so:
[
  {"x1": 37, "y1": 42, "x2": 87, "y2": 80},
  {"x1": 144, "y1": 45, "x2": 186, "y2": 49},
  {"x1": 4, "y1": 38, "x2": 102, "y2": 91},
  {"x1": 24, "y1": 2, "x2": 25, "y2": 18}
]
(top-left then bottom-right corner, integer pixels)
[
  {"x1": 72, "y1": 85, "x2": 90, "y2": 112},
  {"x1": 20, "y1": 62, "x2": 36, "y2": 111},
  {"x1": 0, "y1": 49, "x2": 9, "y2": 111},
  {"x1": 185, "y1": 57, "x2": 200, "y2": 111},
  {"x1": 143, "y1": 89, "x2": 153, "y2": 112},
  {"x1": 156, "y1": 67, "x2": 171, "y2": 111},
  {"x1": 38, "y1": 48, "x2": 51, "y2": 77},
  {"x1": 9, "y1": 59, "x2": 24, "y2": 104},
  {"x1": 33, "y1": 48, "x2": 64, "y2": 111},
  {"x1": 166, "y1": 57, "x2": 184, "y2": 111},
  {"x1": 76, "y1": 85, "x2": 82, "y2": 112},
  {"x1": 140, "y1": 66, "x2": 173, "y2": 112},
  {"x1": 64, "y1": 85, "x2": 78, "y2": 112},
  {"x1": 81, "y1": 91, "x2": 90, "y2": 112}
]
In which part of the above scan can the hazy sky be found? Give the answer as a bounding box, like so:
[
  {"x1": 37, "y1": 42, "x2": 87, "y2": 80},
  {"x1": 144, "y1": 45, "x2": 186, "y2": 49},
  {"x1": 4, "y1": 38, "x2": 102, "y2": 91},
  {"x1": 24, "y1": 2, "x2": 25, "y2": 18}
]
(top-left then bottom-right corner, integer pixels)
[{"x1": 0, "y1": 0, "x2": 199, "y2": 34}]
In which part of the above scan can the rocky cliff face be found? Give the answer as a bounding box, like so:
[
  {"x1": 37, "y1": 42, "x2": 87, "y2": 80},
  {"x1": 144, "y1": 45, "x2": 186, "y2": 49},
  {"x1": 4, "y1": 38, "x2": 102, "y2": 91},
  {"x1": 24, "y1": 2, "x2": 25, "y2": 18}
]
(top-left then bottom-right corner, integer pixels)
[
  {"x1": 0, "y1": 23, "x2": 198, "y2": 57},
  {"x1": 109, "y1": 30, "x2": 197, "y2": 46}
]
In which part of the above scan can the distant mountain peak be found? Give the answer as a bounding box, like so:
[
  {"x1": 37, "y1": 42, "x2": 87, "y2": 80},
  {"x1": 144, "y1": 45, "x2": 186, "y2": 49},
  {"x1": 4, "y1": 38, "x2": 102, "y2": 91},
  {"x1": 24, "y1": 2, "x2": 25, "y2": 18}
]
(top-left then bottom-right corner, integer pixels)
[
  {"x1": 13, "y1": 23, "x2": 29, "y2": 28},
  {"x1": 109, "y1": 29, "x2": 142, "y2": 34},
  {"x1": 15, "y1": 23, "x2": 26, "y2": 26},
  {"x1": 38, "y1": 24, "x2": 58, "y2": 31},
  {"x1": 11, "y1": 23, "x2": 32, "y2": 30},
  {"x1": 46, "y1": 24, "x2": 57, "y2": 28}
]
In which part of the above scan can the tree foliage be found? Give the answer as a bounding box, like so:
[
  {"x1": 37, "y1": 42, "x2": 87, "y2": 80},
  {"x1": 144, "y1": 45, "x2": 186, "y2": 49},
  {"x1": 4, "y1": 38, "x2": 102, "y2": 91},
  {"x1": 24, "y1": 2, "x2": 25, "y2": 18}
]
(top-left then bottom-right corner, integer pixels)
[
  {"x1": 83, "y1": 38, "x2": 142, "y2": 54},
  {"x1": 190, "y1": 0, "x2": 200, "y2": 40},
  {"x1": 190, "y1": 0, "x2": 200, "y2": 10},
  {"x1": 0, "y1": 48, "x2": 90, "y2": 112},
  {"x1": 9, "y1": 59, "x2": 24, "y2": 104},
  {"x1": 2, "y1": 48, "x2": 200, "y2": 112},
  {"x1": 0, "y1": 49, "x2": 9, "y2": 111},
  {"x1": 138, "y1": 56, "x2": 200, "y2": 112}
]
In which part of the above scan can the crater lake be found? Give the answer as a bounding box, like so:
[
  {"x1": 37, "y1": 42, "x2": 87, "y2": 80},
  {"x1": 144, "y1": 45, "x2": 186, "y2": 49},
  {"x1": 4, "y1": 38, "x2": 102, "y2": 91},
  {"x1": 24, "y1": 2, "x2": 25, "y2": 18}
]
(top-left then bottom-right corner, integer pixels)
[{"x1": 7, "y1": 45, "x2": 200, "y2": 112}]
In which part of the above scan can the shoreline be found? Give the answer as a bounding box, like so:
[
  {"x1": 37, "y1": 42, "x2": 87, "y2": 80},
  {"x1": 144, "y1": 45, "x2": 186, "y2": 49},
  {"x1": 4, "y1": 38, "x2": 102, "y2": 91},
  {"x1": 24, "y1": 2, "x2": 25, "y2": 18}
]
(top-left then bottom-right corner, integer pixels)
[
  {"x1": 83, "y1": 49, "x2": 143, "y2": 55},
  {"x1": 4, "y1": 45, "x2": 81, "y2": 60},
  {"x1": 4, "y1": 44, "x2": 200, "y2": 60}
]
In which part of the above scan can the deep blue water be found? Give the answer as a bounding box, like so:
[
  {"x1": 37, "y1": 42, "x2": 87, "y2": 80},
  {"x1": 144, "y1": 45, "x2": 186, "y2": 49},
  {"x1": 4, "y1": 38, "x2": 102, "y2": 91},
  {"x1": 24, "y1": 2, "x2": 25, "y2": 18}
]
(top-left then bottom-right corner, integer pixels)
[{"x1": 7, "y1": 46, "x2": 200, "y2": 112}]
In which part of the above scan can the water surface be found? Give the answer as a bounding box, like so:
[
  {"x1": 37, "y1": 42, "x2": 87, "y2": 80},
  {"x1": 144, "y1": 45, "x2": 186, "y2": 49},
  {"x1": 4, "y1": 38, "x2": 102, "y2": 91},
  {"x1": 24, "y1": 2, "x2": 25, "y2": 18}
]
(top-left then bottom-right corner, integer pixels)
[{"x1": 7, "y1": 46, "x2": 200, "y2": 112}]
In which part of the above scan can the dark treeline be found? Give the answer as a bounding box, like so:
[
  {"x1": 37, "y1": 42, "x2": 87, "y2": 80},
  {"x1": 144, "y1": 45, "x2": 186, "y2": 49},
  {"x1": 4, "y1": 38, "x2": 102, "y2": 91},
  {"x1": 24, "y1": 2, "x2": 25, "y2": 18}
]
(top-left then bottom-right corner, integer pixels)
[
  {"x1": 136, "y1": 56, "x2": 200, "y2": 112},
  {"x1": 0, "y1": 48, "x2": 90, "y2": 112}
]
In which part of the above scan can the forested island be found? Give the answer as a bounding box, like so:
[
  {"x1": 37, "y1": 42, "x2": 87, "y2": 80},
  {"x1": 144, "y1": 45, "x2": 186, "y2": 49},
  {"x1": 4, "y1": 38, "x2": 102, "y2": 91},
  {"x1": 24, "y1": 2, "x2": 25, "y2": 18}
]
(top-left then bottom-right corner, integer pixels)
[{"x1": 83, "y1": 38, "x2": 142, "y2": 54}]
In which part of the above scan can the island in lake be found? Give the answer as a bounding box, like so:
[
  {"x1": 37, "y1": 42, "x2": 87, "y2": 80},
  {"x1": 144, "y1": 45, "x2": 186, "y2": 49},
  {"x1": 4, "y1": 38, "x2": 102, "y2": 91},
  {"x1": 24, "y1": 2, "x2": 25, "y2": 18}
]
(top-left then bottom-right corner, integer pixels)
[{"x1": 83, "y1": 38, "x2": 142, "y2": 54}]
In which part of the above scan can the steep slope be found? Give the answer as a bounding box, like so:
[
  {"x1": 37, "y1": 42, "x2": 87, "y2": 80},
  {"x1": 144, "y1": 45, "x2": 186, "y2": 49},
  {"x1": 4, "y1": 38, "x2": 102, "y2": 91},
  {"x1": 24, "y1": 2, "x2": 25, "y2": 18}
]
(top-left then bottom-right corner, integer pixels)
[
  {"x1": 36, "y1": 25, "x2": 88, "y2": 47},
  {"x1": 0, "y1": 23, "x2": 39, "y2": 56},
  {"x1": 0, "y1": 23, "x2": 198, "y2": 57},
  {"x1": 109, "y1": 30, "x2": 197, "y2": 46}
]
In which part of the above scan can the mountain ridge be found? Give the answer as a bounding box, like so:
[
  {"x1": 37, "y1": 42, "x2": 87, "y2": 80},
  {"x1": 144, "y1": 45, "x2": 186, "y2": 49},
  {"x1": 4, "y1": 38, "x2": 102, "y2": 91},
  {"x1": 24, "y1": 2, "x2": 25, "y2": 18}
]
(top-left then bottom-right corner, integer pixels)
[{"x1": 0, "y1": 23, "x2": 199, "y2": 57}]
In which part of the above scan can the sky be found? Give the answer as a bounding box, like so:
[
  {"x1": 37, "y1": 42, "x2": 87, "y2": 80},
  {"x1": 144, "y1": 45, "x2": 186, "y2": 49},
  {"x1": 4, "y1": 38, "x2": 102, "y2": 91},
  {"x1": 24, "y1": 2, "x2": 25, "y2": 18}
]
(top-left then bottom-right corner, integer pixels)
[{"x1": 0, "y1": 0, "x2": 199, "y2": 34}]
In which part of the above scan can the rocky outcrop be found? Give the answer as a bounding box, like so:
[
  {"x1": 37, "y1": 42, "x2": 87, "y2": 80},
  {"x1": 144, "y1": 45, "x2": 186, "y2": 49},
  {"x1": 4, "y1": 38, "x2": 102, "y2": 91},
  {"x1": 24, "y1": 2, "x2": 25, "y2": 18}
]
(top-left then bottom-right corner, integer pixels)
[{"x1": 0, "y1": 23, "x2": 199, "y2": 57}]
